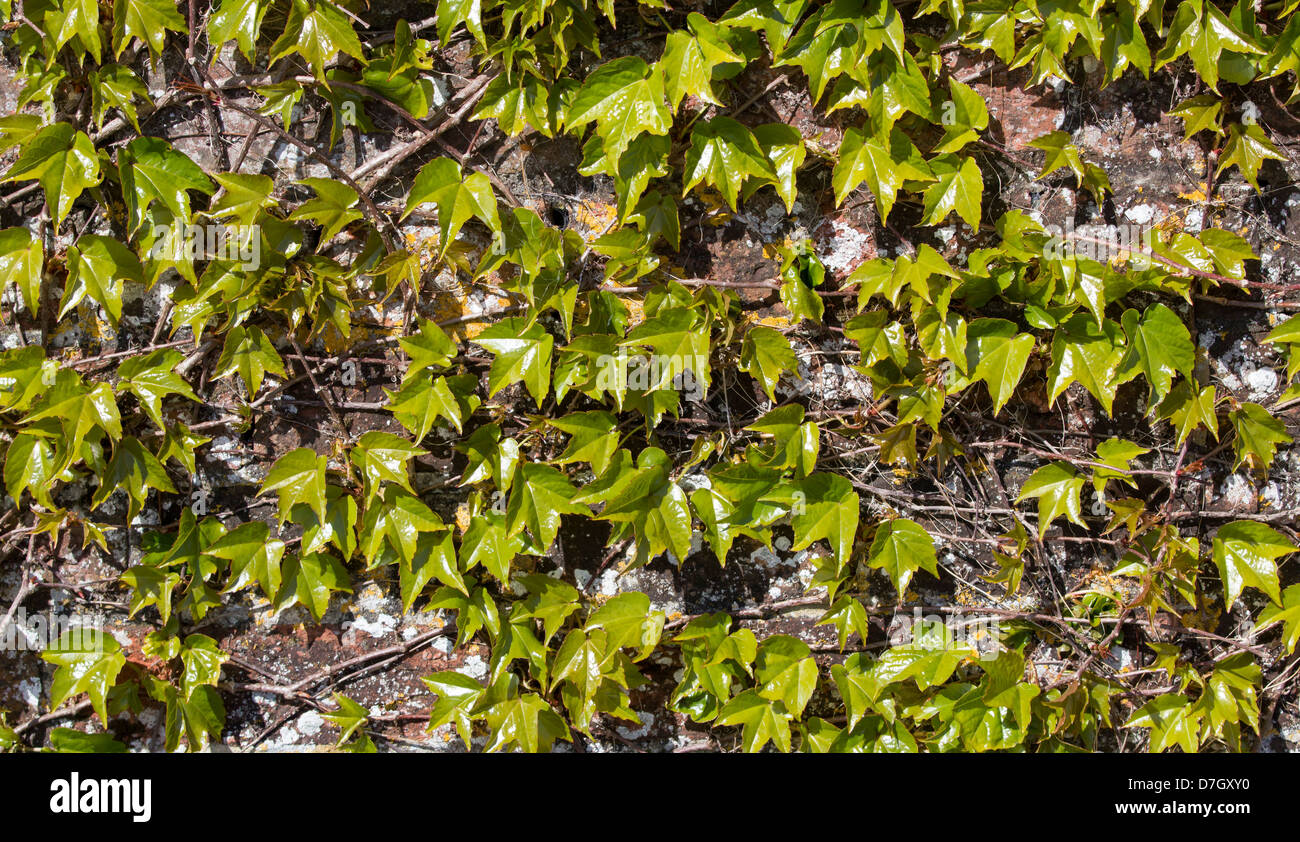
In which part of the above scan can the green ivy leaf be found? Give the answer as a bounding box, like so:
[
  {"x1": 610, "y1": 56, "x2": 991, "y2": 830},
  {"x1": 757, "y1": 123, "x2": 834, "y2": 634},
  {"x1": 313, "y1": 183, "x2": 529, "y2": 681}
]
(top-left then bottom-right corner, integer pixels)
[
  {"x1": 259, "y1": 447, "x2": 329, "y2": 525},
  {"x1": 322, "y1": 693, "x2": 371, "y2": 745},
  {"x1": 422, "y1": 670, "x2": 485, "y2": 748},
  {"x1": 48, "y1": 727, "x2": 127, "y2": 753},
  {"x1": 351, "y1": 430, "x2": 426, "y2": 499},
  {"x1": 741, "y1": 326, "x2": 797, "y2": 403},
  {"x1": 1216, "y1": 122, "x2": 1284, "y2": 192},
  {"x1": 965, "y1": 318, "x2": 1035, "y2": 415},
  {"x1": 461, "y1": 510, "x2": 524, "y2": 583},
  {"x1": 23, "y1": 371, "x2": 123, "y2": 467},
  {"x1": 1047, "y1": 315, "x2": 1125, "y2": 415},
  {"x1": 1116, "y1": 303, "x2": 1194, "y2": 403},
  {"x1": 398, "y1": 318, "x2": 460, "y2": 382},
  {"x1": 206, "y1": 172, "x2": 276, "y2": 226},
  {"x1": 1156, "y1": 380, "x2": 1219, "y2": 446},
  {"x1": 401, "y1": 529, "x2": 462, "y2": 609},
  {"x1": 212, "y1": 521, "x2": 287, "y2": 600},
  {"x1": 4, "y1": 432, "x2": 56, "y2": 508},
  {"x1": 289, "y1": 177, "x2": 363, "y2": 242},
  {"x1": 658, "y1": 19, "x2": 743, "y2": 109},
  {"x1": 178, "y1": 634, "x2": 228, "y2": 699},
  {"x1": 866, "y1": 517, "x2": 939, "y2": 598},
  {"x1": 435, "y1": 0, "x2": 486, "y2": 47},
  {"x1": 1017, "y1": 462, "x2": 1087, "y2": 531},
  {"x1": 121, "y1": 563, "x2": 182, "y2": 625},
  {"x1": 90, "y1": 435, "x2": 178, "y2": 521},
  {"x1": 715, "y1": 689, "x2": 792, "y2": 752},
  {"x1": 683, "y1": 116, "x2": 778, "y2": 210},
  {"x1": 1212, "y1": 520, "x2": 1293, "y2": 610},
  {"x1": 2, "y1": 122, "x2": 102, "y2": 228},
  {"x1": 550, "y1": 410, "x2": 620, "y2": 474},
  {"x1": 921, "y1": 153, "x2": 983, "y2": 230},
  {"x1": 44, "y1": 0, "x2": 105, "y2": 58},
  {"x1": 43, "y1": 629, "x2": 127, "y2": 726},
  {"x1": 402, "y1": 157, "x2": 500, "y2": 256},
  {"x1": 506, "y1": 462, "x2": 585, "y2": 550},
  {"x1": 60, "y1": 235, "x2": 143, "y2": 325},
  {"x1": 474, "y1": 317, "x2": 555, "y2": 407},
  {"x1": 790, "y1": 473, "x2": 859, "y2": 569},
  {"x1": 359, "y1": 485, "x2": 443, "y2": 566},
  {"x1": 275, "y1": 551, "x2": 352, "y2": 621},
  {"x1": 592, "y1": 449, "x2": 693, "y2": 566},
  {"x1": 152, "y1": 680, "x2": 226, "y2": 752},
  {"x1": 620, "y1": 307, "x2": 711, "y2": 395},
  {"x1": 1229, "y1": 402, "x2": 1291, "y2": 473},
  {"x1": 832, "y1": 126, "x2": 932, "y2": 219},
  {"x1": 817, "y1": 595, "x2": 871, "y2": 650},
  {"x1": 116, "y1": 348, "x2": 199, "y2": 428},
  {"x1": 457, "y1": 423, "x2": 520, "y2": 491},
  {"x1": 1029, "y1": 130, "x2": 1085, "y2": 181},
  {"x1": 751, "y1": 123, "x2": 806, "y2": 212},
  {"x1": 0, "y1": 227, "x2": 45, "y2": 314},
  {"x1": 483, "y1": 693, "x2": 571, "y2": 753},
  {"x1": 112, "y1": 0, "x2": 186, "y2": 58},
  {"x1": 1169, "y1": 94, "x2": 1223, "y2": 140},
  {"x1": 209, "y1": 0, "x2": 270, "y2": 61},
  {"x1": 567, "y1": 57, "x2": 671, "y2": 162},
  {"x1": 755, "y1": 634, "x2": 818, "y2": 717},
  {"x1": 269, "y1": 0, "x2": 367, "y2": 79},
  {"x1": 1125, "y1": 693, "x2": 1200, "y2": 752},
  {"x1": 1100, "y1": 1, "x2": 1151, "y2": 83},
  {"x1": 586, "y1": 591, "x2": 665, "y2": 660},
  {"x1": 384, "y1": 373, "x2": 463, "y2": 439},
  {"x1": 215, "y1": 325, "x2": 286, "y2": 398},
  {"x1": 1256, "y1": 584, "x2": 1300, "y2": 655}
]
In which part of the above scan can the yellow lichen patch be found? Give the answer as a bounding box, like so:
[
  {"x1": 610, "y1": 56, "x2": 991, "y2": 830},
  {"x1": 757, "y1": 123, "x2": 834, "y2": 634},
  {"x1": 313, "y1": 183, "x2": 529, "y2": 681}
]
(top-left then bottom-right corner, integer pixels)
[
  {"x1": 762, "y1": 237, "x2": 797, "y2": 261},
  {"x1": 78, "y1": 305, "x2": 116, "y2": 348},
  {"x1": 317, "y1": 321, "x2": 362, "y2": 355},
  {"x1": 459, "y1": 318, "x2": 492, "y2": 341},
  {"x1": 57, "y1": 343, "x2": 85, "y2": 365},
  {"x1": 1178, "y1": 184, "x2": 1207, "y2": 203},
  {"x1": 751, "y1": 314, "x2": 791, "y2": 329},
  {"x1": 1153, "y1": 213, "x2": 1182, "y2": 239},
  {"x1": 404, "y1": 228, "x2": 443, "y2": 269},
  {"x1": 1180, "y1": 604, "x2": 1222, "y2": 632},
  {"x1": 1079, "y1": 566, "x2": 1118, "y2": 590},
  {"x1": 572, "y1": 199, "x2": 618, "y2": 240},
  {"x1": 428, "y1": 288, "x2": 468, "y2": 322},
  {"x1": 427, "y1": 287, "x2": 474, "y2": 340},
  {"x1": 623, "y1": 296, "x2": 645, "y2": 328},
  {"x1": 953, "y1": 584, "x2": 978, "y2": 607},
  {"x1": 454, "y1": 501, "x2": 472, "y2": 534},
  {"x1": 697, "y1": 190, "x2": 732, "y2": 226}
]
